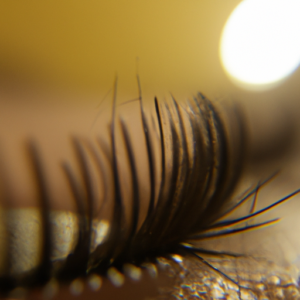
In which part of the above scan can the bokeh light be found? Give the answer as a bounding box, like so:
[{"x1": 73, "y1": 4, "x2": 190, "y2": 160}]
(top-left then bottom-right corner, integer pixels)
[{"x1": 220, "y1": 0, "x2": 300, "y2": 89}]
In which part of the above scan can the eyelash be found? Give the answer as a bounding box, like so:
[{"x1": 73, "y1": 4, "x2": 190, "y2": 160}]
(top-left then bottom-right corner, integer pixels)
[{"x1": 0, "y1": 81, "x2": 299, "y2": 299}]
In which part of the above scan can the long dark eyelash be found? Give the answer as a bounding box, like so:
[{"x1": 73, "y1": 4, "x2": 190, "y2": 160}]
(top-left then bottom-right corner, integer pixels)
[{"x1": 0, "y1": 81, "x2": 299, "y2": 299}]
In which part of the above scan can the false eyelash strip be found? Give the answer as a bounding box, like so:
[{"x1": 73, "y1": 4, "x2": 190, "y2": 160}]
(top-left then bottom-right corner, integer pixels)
[{"x1": 0, "y1": 82, "x2": 299, "y2": 300}]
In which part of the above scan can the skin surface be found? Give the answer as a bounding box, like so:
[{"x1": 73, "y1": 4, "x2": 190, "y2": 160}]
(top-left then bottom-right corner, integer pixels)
[{"x1": 0, "y1": 86, "x2": 300, "y2": 300}]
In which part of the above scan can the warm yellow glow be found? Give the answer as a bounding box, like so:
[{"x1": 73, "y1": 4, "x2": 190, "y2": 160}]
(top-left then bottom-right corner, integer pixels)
[
  {"x1": 0, "y1": 1, "x2": 234, "y2": 98},
  {"x1": 220, "y1": 0, "x2": 300, "y2": 88}
]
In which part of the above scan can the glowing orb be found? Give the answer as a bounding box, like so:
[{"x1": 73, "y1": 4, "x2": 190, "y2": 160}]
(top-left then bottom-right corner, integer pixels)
[{"x1": 220, "y1": 0, "x2": 300, "y2": 88}]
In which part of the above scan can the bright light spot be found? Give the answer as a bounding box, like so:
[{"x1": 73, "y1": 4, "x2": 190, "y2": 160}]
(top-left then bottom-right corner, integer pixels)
[{"x1": 220, "y1": 0, "x2": 300, "y2": 89}]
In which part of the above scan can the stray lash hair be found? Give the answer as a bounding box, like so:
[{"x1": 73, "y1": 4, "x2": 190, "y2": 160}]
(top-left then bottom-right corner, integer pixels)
[{"x1": 0, "y1": 78, "x2": 299, "y2": 299}]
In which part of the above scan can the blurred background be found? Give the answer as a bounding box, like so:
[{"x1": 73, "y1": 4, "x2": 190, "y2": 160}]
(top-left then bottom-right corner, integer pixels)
[
  {"x1": 0, "y1": 0, "x2": 300, "y2": 298},
  {"x1": 1, "y1": 0, "x2": 299, "y2": 98}
]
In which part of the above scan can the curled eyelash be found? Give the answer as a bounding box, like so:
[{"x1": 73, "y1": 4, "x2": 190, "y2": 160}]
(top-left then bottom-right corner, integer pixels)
[{"x1": 0, "y1": 80, "x2": 299, "y2": 299}]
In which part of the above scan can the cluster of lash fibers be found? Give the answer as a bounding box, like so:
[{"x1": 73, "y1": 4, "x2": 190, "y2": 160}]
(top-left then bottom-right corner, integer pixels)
[{"x1": 0, "y1": 84, "x2": 299, "y2": 299}]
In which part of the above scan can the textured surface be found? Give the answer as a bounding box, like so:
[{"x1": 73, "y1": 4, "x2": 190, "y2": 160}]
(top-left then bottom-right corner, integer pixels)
[{"x1": 152, "y1": 255, "x2": 300, "y2": 300}]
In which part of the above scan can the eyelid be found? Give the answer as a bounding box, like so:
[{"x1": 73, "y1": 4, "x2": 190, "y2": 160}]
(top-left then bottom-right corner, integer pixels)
[{"x1": 0, "y1": 92, "x2": 298, "y2": 300}]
